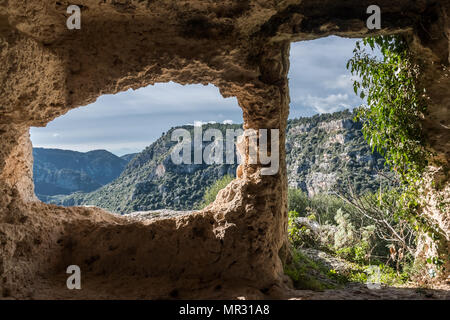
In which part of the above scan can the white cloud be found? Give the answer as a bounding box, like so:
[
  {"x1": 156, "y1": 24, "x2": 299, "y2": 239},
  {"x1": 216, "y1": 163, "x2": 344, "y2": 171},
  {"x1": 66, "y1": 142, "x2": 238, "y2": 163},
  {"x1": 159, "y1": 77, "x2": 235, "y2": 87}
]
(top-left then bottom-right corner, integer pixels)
[
  {"x1": 299, "y1": 94, "x2": 352, "y2": 114},
  {"x1": 193, "y1": 120, "x2": 219, "y2": 126},
  {"x1": 222, "y1": 120, "x2": 233, "y2": 125},
  {"x1": 288, "y1": 37, "x2": 367, "y2": 117},
  {"x1": 324, "y1": 74, "x2": 351, "y2": 90}
]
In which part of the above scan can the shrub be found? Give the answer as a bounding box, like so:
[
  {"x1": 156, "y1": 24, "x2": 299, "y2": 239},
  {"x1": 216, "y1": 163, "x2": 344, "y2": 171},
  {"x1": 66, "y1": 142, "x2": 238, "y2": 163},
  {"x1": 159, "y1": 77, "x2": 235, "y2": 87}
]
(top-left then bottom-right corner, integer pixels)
[
  {"x1": 198, "y1": 174, "x2": 234, "y2": 209},
  {"x1": 288, "y1": 188, "x2": 309, "y2": 214},
  {"x1": 309, "y1": 194, "x2": 351, "y2": 224},
  {"x1": 333, "y1": 209, "x2": 356, "y2": 249},
  {"x1": 288, "y1": 210, "x2": 321, "y2": 248},
  {"x1": 284, "y1": 248, "x2": 334, "y2": 291}
]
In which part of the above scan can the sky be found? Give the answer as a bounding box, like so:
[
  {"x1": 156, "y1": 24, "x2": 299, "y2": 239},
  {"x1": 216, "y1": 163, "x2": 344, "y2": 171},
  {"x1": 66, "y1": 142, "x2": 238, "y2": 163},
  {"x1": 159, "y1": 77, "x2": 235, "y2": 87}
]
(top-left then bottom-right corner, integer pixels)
[{"x1": 31, "y1": 36, "x2": 365, "y2": 156}]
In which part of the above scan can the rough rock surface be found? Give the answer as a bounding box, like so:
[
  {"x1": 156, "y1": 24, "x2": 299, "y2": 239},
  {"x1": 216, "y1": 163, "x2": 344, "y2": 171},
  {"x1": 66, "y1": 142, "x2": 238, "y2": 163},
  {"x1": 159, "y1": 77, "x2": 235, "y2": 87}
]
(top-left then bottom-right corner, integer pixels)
[{"x1": 0, "y1": 0, "x2": 449, "y2": 299}]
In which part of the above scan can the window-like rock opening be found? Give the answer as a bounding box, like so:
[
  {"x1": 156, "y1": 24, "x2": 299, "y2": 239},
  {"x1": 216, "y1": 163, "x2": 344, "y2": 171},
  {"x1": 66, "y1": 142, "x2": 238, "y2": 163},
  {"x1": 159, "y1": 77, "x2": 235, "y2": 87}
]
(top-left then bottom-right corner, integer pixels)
[
  {"x1": 287, "y1": 36, "x2": 384, "y2": 197},
  {"x1": 285, "y1": 34, "x2": 449, "y2": 291},
  {"x1": 285, "y1": 36, "x2": 397, "y2": 290},
  {"x1": 31, "y1": 82, "x2": 243, "y2": 215}
]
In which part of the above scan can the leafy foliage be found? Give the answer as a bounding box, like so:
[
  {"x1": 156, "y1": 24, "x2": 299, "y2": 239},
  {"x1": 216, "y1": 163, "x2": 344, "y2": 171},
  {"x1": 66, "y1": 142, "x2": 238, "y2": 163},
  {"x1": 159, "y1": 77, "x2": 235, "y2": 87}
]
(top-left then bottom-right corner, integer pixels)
[
  {"x1": 344, "y1": 264, "x2": 409, "y2": 286},
  {"x1": 288, "y1": 188, "x2": 309, "y2": 215},
  {"x1": 347, "y1": 35, "x2": 430, "y2": 218},
  {"x1": 347, "y1": 36, "x2": 449, "y2": 273},
  {"x1": 286, "y1": 188, "x2": 416, "y2": 286},
  {"x1": 285, "y1": 36, "x2": 441, "y2": 285},
  {"x1": 284, "y1": 248, "x2": 336, "y2": 290},
  {"x1": 287, "y1": 184, "x2": 418, "y2": 271}
]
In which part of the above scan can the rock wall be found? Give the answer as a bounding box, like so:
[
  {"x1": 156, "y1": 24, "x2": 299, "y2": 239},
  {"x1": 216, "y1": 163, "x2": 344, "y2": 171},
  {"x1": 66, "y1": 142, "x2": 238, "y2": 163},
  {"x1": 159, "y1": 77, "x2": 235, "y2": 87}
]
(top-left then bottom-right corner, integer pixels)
[
  {"x1": 0, "y1": 0, "x2": 449, "y2": 298},
  {"x1": 408, "y1": 3, "x2": 450, "y2": 282}
]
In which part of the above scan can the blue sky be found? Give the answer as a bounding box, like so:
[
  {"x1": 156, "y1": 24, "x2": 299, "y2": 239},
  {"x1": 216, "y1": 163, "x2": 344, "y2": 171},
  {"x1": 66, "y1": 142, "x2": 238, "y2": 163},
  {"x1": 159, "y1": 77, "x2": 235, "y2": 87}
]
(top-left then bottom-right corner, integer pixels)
[{"x1": 31, "y1": 36, "x2": 365, "y2": 156}]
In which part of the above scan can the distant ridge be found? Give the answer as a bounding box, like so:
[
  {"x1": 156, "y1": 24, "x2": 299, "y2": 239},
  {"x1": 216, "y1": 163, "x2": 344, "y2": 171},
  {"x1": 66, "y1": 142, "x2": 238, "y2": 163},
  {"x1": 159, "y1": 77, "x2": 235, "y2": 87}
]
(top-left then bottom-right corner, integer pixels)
[
  {"x1": 120, "y1": 153, "x2": 139, "y2": 163},
  {"x1": 33, "y1": 148, "x2": 133, "y2": 200}
]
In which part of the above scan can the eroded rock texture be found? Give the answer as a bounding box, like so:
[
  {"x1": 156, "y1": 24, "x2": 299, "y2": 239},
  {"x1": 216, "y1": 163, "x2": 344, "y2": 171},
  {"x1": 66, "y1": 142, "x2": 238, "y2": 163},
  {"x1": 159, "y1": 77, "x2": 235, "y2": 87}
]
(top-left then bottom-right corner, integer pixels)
[{"x1": 0, "y1": 0, "x2": 449, "y2": 298}]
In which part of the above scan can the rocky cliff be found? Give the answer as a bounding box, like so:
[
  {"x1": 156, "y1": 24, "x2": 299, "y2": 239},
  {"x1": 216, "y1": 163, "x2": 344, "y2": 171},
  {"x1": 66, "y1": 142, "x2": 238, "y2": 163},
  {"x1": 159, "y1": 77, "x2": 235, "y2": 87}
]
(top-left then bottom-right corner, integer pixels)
[{"x1": 286, "y1": 110, "x2": 388, "y2": 197}]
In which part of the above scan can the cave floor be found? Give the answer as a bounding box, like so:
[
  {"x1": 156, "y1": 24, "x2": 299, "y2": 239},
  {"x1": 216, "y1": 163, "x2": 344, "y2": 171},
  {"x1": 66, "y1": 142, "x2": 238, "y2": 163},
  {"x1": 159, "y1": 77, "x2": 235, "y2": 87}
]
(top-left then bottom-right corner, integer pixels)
[
  {"x1": 8, "y1": 274, "x2": 450, "y2": 300},
  {"x1": 5, "y1": 209, "x2": 447, "y2": 300}
]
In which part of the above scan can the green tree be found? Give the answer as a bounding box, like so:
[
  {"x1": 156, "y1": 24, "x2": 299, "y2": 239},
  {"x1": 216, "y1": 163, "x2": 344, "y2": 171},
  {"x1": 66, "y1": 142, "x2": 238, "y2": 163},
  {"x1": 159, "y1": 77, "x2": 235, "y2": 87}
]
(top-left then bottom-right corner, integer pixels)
[
  {"x1": 288, "y1": 188, "x2": 309, "y2": 214},
  {"x1": 347, "y1": 36, "x2": 448, "y2": 272},
  {"x1": 347, "y1": 35, "x2": 430, "y2": 225},
  {"x1": 198, "y1": 174, "x2": 234, "y2": 209},
  {"x1": 347, "y1": 36, "x2": 429, "y2": 183}
]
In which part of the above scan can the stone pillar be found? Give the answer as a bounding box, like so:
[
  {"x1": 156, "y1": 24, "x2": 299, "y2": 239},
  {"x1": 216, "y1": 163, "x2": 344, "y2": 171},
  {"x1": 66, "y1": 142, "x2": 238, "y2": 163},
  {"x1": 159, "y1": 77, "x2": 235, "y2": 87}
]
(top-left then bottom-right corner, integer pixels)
[
  {"x1": 212, "y1": 42, "x2": 291, "y2": 289},
  {"x1": 0, "y1": 124, "x2": 39, "y2": 297},
  {"x1": 0, "y1": 125, "x2": 36, "y2": 207}
]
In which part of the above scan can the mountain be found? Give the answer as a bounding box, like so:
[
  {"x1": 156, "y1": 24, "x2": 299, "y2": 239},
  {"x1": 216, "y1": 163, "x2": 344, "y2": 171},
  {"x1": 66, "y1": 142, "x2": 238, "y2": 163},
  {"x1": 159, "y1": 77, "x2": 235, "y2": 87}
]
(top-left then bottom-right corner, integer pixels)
[
  {"x1": 120, "y1": 153, "x2": 139, "y2": 163},
  {"x1": 44, "y1": 123, "x2": 241, "y2": 213},
  {"x1": 33, "y1": 148, "x2": 132, "y2": 200},
  {"x1": 286, "y1": 110, "x2": 388, "y2": 196},
  {"x1": 39, "y1": 110, "x2": 389, "y2": 214}
]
